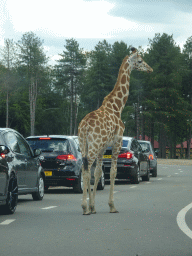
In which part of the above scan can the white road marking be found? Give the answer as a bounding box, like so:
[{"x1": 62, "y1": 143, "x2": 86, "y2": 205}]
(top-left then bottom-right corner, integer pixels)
[
  {"x1": 167, "y1": 175, "x2": 171, "y2": 177},
  {"x1": 177, "y1": 203, "x2": 192, "y2": 239},
  {"x1": 130, "y1": 186, "x2": 136, "y2": 189},
  {"x1": 0, "y1": 219, "x2": 15, "y2": 225},
  {"x1": 175, "y1": 173, "x2": 179, "y2": 174},
  {"x1": 146, "y1": 182, "x2": 151, "y2": 184},
  {"x1": 81, "y1": 198, "x2": 89, "y2": 200},
  {"x1": 41, "y1": 206, "x2": 58, "y2": 210},
  {"x1": 157, "y1": 178, "x2": 162, "y2": 180},
  {"x1": 113, "y1": 191, "x2": 119, "y2": 193}
]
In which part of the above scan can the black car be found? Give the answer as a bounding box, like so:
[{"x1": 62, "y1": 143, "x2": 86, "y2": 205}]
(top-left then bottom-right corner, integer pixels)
[
  {"x1": 0, "y1": 128, "x2": 44, "y2": 214},
  {"x1": 69, "y1": 136, "x2": 105, "y2": 191},
  {"x1": 26, "y1": 135, "x2": 105, "y2": 193},
  {"x1": 138, "y1": 140, "x2": 157, "y2": 177},
  {"x1": 103, "y1": 136, "x2": 150, "y2": 184}
]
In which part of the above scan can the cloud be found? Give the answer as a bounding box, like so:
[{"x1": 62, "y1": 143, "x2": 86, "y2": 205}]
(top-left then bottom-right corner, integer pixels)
[{"x1": 5, "y1": 0, "x2": 153, "y2": 39}]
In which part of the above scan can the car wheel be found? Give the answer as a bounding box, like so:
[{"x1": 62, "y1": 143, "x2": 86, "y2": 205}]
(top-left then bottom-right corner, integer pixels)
[
  {"x1": 152, "y1": 166, "x2": 157, "y2": 177},
  {"x1": 142, "y1": 164, "x2": 150, "y2": 181},
  {"x1": 32, "y1": 175, "x2": 44, "y2": 200},
  {"x1": 130, "y1": 166, "x2": 140, "y2": 184},
  {"x1": 97, "y1": 169, "x2": 105, "y2": 190},
  {"x1": 73, "y1": 171, "x2": 83, "y2": 193},
  {"x1": 44, "y1": 185, "x2": 49, "y2": 191},
  {"x1": 1, "y1": 173, "x2": 18, "y2": 214}
]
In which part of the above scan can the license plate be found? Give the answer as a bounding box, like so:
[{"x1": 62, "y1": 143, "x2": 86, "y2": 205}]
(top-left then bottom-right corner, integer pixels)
[
  {"x1": 44, "y1": 171, "x2": 52, "y2": 176},
  {"x1": 103, "y1": 155, "x2": 112, "y2": 159}
]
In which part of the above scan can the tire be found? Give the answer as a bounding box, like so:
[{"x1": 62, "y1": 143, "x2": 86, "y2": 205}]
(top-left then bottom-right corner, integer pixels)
[
  {"x1": 130, "y1": 166, "x2": 140, "y2": 184},
  {"x1": 1, "y1": 173, "x2": 18, "y2": 214},
  {"x1": 32, "y1": 175, "x2": 44, "y2": 200},
  {"x1": 44, "y1": 185, "x2": 49, "y2": 191},
  {"x1": 152, "y1": 166, "x2": 157, "y2": 177},
  {"x1": 73, "y1": 171, "x2": 83, "y2": 193},
  {"x1": 97, "y1": 169, "x2": 105, "y2": 190}
]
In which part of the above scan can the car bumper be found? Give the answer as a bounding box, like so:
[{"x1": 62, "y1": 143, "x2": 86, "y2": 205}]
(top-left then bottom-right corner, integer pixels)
[
  {"x1": 104, "y1": 162, "x2": 137, "y2": 179},
  {"x1": 43, "y1": 169, "x2": 79, "y2": 186},
  {"x1": 149, "y1": 160, "x2": 157, "y2": 171}
]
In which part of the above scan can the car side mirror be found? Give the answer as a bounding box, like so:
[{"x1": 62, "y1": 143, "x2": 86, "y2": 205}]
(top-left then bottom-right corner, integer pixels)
[{"x1": 33, "y1": 148, "x2": 41, "y2": 157}]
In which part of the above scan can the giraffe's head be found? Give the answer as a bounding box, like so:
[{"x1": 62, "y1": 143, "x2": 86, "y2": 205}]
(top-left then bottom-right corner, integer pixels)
[{"x1": 129, "y1": 47, "x2": 153, "y2": 73}]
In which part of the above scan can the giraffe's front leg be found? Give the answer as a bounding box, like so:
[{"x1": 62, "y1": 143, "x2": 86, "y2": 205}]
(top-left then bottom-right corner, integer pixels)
[
  {"x1": 81, "y1": 170, "x2": 91, "y2": 215},
  {"x1": 108, "y1": 163, "x2": 119, "y2": 213}
]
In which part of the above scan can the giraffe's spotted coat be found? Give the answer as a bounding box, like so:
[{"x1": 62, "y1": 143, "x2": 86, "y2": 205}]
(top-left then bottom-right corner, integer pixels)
[{"x1": 78, "y1": 49, "x2": 153, "y2": 215}]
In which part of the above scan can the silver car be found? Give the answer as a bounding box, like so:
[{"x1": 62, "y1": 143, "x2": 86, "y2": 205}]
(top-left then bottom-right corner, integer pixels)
[{"x1": 138, "y1": 140, "x2": 157, "y2": 177}]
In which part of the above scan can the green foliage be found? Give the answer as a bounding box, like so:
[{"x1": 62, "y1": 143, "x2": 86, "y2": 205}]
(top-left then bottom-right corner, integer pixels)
[{"x1": 0, "y1": 32, "x2": 191, "y2": 158}]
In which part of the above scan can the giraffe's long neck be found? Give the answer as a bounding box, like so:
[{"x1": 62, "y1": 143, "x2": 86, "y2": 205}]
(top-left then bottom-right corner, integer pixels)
[{"x1": 102, "y1": 56, "x2": 131, "y2": 115}]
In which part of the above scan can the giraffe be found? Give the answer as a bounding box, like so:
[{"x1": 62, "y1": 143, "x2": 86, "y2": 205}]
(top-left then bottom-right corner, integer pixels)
[{"x1": 78, "y1": 47, "x2": 153, "y2": 215}]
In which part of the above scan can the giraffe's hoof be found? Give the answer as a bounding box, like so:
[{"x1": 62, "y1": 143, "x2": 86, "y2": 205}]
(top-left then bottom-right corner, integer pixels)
[{"x1": 89, "y1": 205, "x2": 96, "y2": 214}]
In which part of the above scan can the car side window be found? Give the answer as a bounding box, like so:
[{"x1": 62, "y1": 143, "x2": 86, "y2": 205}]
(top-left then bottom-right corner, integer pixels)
[
  {"x1": 70, "y1": 141, "x2": 77, "y2": 157},
  {"x1": 15, "y1": 134, "x2": 32, "y2": 157},
  {"x1": 4, "y1": 132, "x2": 20, "y2": 153},
  {"x1": 136, "y1": 141, "x2": 142, "y2": 152},
  {"x1": 131, "y1": 140, "x2": 138, "y2": 152}
]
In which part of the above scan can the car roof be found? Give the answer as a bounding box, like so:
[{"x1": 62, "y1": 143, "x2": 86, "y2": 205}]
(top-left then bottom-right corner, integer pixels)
[
  {"x1": 0, "y1": 128, "x2": 17, "y2": 133},
  {"x1": 123, "y1": 136, "x2": 134, "y2": 141},
  {"x1": 26, "y1": 135, "x2": 71, "y2": 140},
  {"x1": 138, "y1": 140, "x2": 151, "y2": 144}
]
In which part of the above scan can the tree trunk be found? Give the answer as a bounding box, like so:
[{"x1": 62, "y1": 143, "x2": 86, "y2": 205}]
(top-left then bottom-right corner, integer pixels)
[
  {"x1": 151, "y1": 120, "x2": 154, "y2": 150},
  {"x1": 159, "y1": 125, "x2": 167, "y2": 158},
  {"x1": 187, "y1": 126, "x2": 191, "y2": 159},
  {"x1": 29, "y1": 78, "x2": 37, "y2": 136},
  {"x1": 6, "y1": 89, "x2": 9, "y2": 128},
  {"x1": 142, "y1": 107, "x2": 145, "y2": 140},
  {"x1": 70, "y1": 76, "x2": 73, "y2": 135}
]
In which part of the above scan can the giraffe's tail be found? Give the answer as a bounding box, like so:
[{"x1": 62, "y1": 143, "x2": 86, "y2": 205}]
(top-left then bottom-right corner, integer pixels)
[
  {"x1": 82, "y1": 157, "x2": 88, "y2": 171},
  {"x1": 79, "y1": 124, "x2": 89, "y2": 171}
]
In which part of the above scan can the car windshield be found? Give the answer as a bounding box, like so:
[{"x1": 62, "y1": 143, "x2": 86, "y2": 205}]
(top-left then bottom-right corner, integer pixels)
[
  {"x1": 122, "y1": 140, "x2": 129, "y2": 147},
  {"x1": 27, "y1": 138, "x2": 70, "y2": 153},
  {"x1": 139, "y1": 142, "x2": 150, "y2": 151}
]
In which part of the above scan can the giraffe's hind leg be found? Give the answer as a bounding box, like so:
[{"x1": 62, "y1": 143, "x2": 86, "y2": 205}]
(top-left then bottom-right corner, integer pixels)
[
  {"x1": 91, "y1": 155, "x2": 103, "y2": 214},
  {"x1": 81, "y1": 168, "x2": 90, "y2": 215},
  {"x1": 108, "y1": 137, "x2": 123, "y2": 213},
  {"x1": 81, "y1": 159, "x2": 94, "y2": 215}
]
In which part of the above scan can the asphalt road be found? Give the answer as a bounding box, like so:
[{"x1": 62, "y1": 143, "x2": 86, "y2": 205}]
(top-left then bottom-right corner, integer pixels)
[{"x1": 0, "y1": 163, "x2": 192, "y2": 256}]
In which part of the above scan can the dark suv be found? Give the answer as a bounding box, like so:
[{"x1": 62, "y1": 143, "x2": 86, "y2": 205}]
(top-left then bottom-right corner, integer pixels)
[
  {"x1": 26, "y1": 135, "x2": 84, "y2": 193},
  {"x1": 103, "y1": 137, "x2": 150, "y2": 184},
  {"x1": 26, "y1": 135, "x2": 105, "y2": 192},
  {"x1": 0, "y1": 128, "x2": 44, "y2": 214}
]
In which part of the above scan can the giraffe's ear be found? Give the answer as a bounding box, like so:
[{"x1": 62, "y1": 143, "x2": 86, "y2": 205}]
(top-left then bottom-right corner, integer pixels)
[{"x1": 131, "y1": 47, "x2": 137, "y2": 53}]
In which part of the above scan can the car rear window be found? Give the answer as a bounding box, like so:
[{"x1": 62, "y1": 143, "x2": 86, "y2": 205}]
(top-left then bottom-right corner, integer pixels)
[
  {"x1": 27, "y1": 138, "x2": 70, "y2": 153},
  {"x1": 0, "y1": 135, "x2": 4, "y2": 145},
  {"x1": 122, "y1": 140, "x2": 129, "y2": 147},
  {"x1": 139, "y1": 142, "x2": 150, "y2": 151}
]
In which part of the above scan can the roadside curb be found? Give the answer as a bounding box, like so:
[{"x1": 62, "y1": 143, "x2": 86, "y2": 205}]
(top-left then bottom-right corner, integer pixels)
[{"x1": 157, "y1": 159, "x2": 192, "y2": 166}]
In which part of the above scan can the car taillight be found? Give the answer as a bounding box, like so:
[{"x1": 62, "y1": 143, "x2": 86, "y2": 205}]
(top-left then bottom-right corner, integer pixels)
[
  {"x1": 149, "y1": 154, "x2": 154, "y2": 160},
  {"x1": 118, "y1": 152, "x2": 133, "y2": 159},
  {"x1": 56, "y1": 154, "x2": 77, "y2": 161},
  {"x1": 39, "y1": 137, "x2": 51, "y2": 140},
  {"x1": 0, "y1": 153, "x2": 5, "y2": 159}
]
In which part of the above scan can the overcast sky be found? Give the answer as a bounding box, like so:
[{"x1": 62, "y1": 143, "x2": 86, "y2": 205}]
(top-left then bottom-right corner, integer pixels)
[{"x1": 1, "y1": 0, "x2": 192, "y2": 64}]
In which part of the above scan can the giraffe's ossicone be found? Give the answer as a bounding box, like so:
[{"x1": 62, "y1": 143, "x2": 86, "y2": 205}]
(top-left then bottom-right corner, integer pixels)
[{"x1": 78, "y1": 47, "x2": 153, "y2": 215}]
